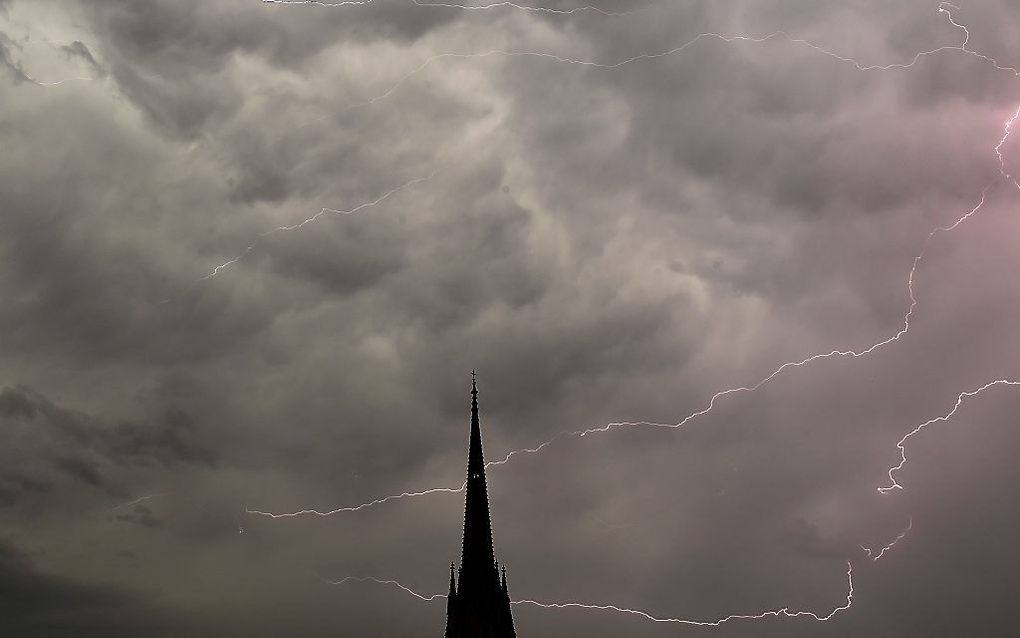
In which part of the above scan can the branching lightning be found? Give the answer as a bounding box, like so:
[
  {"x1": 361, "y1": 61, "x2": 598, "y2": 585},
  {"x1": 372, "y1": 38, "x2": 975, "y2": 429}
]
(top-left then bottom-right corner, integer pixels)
[
  {"x1": 245, "y1": 0, "x2": 1020, "y2": 629},
  {"x1": 248, "y1": 170, "x2": 1000, "y2": 518},
  {"x1": 995, "y1": 105, "x2": 1020, "y2": 189},
  {"x1": 326, "y1": 562, "x2": 854, "y2": 626},
  {"x1": 250, "y1": 1, "x2": 1019, "y2": 530},
  {"x1": 878, "y1": 380, "x2": 1020, "y2": 494}
]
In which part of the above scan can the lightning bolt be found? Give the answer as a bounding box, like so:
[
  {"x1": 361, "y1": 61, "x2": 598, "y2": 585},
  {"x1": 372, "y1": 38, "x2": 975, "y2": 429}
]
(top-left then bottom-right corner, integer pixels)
[
  {"x1": 300, "y1": 1, "x2": 1019, "y2": 125},
  {"x1": 262, "y1": 0, "x2": 373, "y2": 6},
  {"x1": 323, "y1": 575, "x2": 450, "y2": 601},
  {"x1": 878, "y1": 380, "x2": 1020, "y2": 494},
  {"x1": 262, "y1": 0, "x2": 637, "y2": 16},
  {"x1": 324, "y1": 562, "x2": 854, "y2": 626},
  {"x1": 25, "y1": 75, "x2": 94, "y2": 86},
  {"x1": 246, "y1": 2, "x2": 1020, "y2": 629},
  {"x1": 248, "y1": 2, "x2": 1020, "y2": 519},
  {"x1": 108, "y1": 493, "x2": 166, "y2": 513},
  {"x1": 995, "y1": 105, "x2": 1020, "y2": 189},
  {"x1": 860, "y1": 517, "x2": 913, "y2": 561},
  {"x1": 408, "y1": 0, "x2": 636, "y2": 16},
  {"x1": 246, "y1": 177, "x2": 999, "y2": 519},
  {"x1": 202, "y1": 172, "x2": 434, "y2": 280},
  {"x1": 244, "y1": 484, "x2": 465, "y2": 518}
]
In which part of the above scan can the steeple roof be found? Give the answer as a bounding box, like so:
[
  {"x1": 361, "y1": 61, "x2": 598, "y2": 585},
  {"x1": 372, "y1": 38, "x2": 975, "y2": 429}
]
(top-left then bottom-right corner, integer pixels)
[
  {"x1": 460, "y1": 370, "x2": 496, "y2": 582},
  {"x1": 445, "y1": 371, "x2": 517, "y2": 638}
]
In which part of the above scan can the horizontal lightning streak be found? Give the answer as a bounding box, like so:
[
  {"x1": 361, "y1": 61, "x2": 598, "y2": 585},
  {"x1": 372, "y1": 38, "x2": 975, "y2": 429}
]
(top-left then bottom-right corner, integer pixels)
[
  {"x1": 325, "y1": 562, "x2": 854, "y2": 626},
  {"x1": 202, "y1": 172, "x2": 434, "y2": 280},
  {"x1": 878, "y1": 380, "x2": 1020, "y2": 493},
  {"x1": 261, "y1": 0, "x2": 633, "y2": 15},
  {"x1": 108, "y1": 493, "x2": 166, "y2": 512},
  {"x1": 246, "y1": 484, "x2": 464, "y2": 517},
  {"x1": 322, "y1": 2, "x2": 1019, "y2": 121},
  {"x1": 409, "y1": 0, "x2": 635, "y2": 16},
  {"x1": 26, "y1": 75, "x2": 94, "y2": 86},
  {"x1": 324, "y1": 575, "x2": 449, "y2": 601},
  {"x1": 262, "y1": 0, "x2": 373, "y2": 6}
]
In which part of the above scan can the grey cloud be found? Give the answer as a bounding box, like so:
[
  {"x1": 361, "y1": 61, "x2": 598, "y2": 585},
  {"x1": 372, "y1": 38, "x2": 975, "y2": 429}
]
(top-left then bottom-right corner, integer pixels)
[
  {"x1": 0, "y1": 34, "x2": 29, "y2": 83},
  {"x1": 0, "y1": 540, "x2": 186, "y2": 637},
  {"x1": 115, "y1": 504, "x2": 165, "y2": 529},
  {"x1": 54, "y1": 455, "x2": 106, "y2": 487},
  {"x1": 0, "y1": 385, "x2": 214, "y2": 507},
  {"x1": 1, "y1": 0, "x2": 1019, "y2": 635},
  {"x1": 60, "y1": 40, "x2": 104, "y2": 76}
]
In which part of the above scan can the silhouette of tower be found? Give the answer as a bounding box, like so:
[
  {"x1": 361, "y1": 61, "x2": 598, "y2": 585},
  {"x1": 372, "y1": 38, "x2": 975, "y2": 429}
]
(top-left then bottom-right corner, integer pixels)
[{"x1": 445, "y1": 371, "x2": 516, "y2": 638}]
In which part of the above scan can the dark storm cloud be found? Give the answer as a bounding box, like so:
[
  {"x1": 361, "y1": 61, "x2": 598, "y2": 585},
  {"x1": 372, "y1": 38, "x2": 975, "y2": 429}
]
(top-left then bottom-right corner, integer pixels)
[
  {"x1": 0, "y1": 385, "x2": 214, "y2": 507},
  {"x1": 0, "y1": 539, "x2": 190, "y2": 637},
  {"x1": 2, "y1": 0, "x2": 1020, "y2": 636},
  {"x1": 59, "y1": 40, "x2": 104, "y2": 76},
  {"x1": 0, "y1": 33, "x2": 30, "y2": 83},
  {"x1": 115, "y1": 504, "x2": 165, "y2": 528}
]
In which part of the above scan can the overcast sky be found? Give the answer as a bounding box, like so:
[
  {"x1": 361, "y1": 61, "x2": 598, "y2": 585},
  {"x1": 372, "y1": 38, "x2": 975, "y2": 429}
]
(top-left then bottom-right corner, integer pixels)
[{"x1": 2, "y1": 0, "x2": 1020, "y2": 636}]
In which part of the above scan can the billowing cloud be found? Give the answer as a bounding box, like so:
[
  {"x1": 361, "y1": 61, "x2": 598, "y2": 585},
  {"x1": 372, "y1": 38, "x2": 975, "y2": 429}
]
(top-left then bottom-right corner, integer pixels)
[{"x1": 1, "y1": 0, "x2": 1019, "y2": 636}]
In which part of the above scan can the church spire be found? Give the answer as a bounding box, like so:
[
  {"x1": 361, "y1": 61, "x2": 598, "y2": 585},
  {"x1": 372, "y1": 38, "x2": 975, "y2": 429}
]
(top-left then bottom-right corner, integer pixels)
[
  {"x1": 445, "y1": 371, "x2": 516, "y2": 638},
  {"x1": 460, "y1": 370, "x2": 496, "y2": 583}
]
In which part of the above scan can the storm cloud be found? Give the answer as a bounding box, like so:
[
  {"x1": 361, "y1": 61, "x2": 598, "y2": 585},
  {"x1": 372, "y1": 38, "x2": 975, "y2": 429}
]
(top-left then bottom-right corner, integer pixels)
[{"x1": 1, "y1": 0, "x2": 1019, "y2": 636}]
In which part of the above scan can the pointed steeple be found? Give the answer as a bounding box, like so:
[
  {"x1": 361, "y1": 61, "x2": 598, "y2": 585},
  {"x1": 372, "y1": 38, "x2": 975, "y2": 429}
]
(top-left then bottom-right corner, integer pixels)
[
  {"x1": 445, "y1": 371, "x2": 517, "y2": 638},
  {"x1": 460, "y1": 370, "x2": 496, "y2": 587}
]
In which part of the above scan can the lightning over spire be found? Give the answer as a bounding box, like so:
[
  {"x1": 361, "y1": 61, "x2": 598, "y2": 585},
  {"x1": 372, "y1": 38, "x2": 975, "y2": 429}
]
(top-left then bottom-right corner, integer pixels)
[
  {"x1": 325, "y1": 562, "x2": 854, "y2": 627},
  {"x1": 249, "y1": 2, "x2": 1020, "y2": 521},
  {"x1": 241, "y1": 2, "x2": 1020, "y2": 630},
  {"x1": 247, "y1": 177, "x2": 1001, "y2": 519}
]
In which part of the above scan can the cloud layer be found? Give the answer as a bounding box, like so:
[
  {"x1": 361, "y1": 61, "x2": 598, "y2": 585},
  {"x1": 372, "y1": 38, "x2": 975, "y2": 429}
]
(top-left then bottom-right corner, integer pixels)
[{"x1": 1, "y1": 0, "x2": 1019, "y2": 635}]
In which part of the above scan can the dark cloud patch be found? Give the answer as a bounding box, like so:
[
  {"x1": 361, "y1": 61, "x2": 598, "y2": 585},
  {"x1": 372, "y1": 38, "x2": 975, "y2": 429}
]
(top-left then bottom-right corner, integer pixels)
[
  {"x1": 76, "y1": 0, "x2": 458, "y2": 140},
  {"x1": 0, "y1": 33, "x2": 29, "y2": 83},
  {"x1": 0, "y1": 470, "x2": 51, "y2": 508},
  {"x1": 55, "y1": 455, "x2": 105, "y2": 488},
  {"x1": 0, "y1": 540, "x2": 184, "y2": 637},
  {"x1": 115, "y1": 504, "x2": 164, "y2": 529},
  {"x1": 60, "y1": 40, "x2": 104, "y2": 76},
  {"x1": 0, "y1": 385, "x2": 214, "y2": 507}
]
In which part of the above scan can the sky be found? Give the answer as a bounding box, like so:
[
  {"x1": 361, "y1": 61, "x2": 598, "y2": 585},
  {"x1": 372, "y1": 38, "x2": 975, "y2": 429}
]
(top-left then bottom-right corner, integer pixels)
[{"x1": 1, "y1": 0, "x2": 1020, "y2": 636}]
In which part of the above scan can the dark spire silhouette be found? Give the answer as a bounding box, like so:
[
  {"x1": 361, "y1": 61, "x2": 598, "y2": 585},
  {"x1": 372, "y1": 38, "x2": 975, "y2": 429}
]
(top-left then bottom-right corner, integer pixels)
[
  {"x1": 445, "y1": 371, "x2": 516, "y2": 638},
  {"x1": 461, "y1": 370, "x2": 495, "y2": 578}
]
